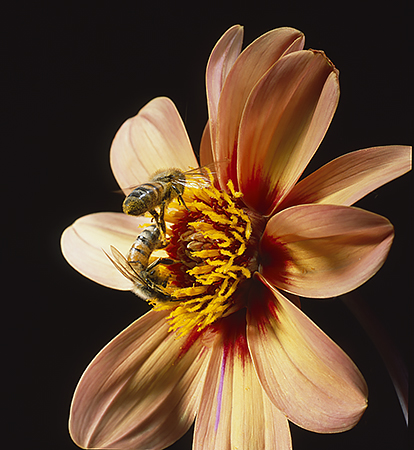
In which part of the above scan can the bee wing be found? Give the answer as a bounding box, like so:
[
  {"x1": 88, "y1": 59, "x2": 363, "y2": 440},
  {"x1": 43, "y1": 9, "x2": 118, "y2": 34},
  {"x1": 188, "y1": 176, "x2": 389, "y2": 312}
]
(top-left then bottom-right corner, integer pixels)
[
  {"x1": 105, "y1": 246, "x2": 146, "y2": 285},
  {"x1": 182, "y1": 161, "x2": 230, "y2": 189}
]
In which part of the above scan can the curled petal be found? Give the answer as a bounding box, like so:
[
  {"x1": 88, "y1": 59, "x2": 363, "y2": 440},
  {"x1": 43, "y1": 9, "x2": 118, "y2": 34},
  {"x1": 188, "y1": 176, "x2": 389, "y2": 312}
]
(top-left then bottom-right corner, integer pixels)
[
  {"x1": 238, "y1": 50, "x2": 339, "y2": 215},
  {"x1": 216, "y1": 27, "x2": 305, "y2": 188},
  {"x1": 247, "y1": 276, "x2": 368, "y2": 433},
  {"x1": 194, "y1": 312, "x2": 291, "y2": 450},
  {"x1": 261, "y1": 204, "x2": 394, "y2": 298},
  {"x1": 61, "y1": 212, "x2": 149, "y2": 289},
  {"x1": 110, "y1": 97, "x2": 198, "y2": 194},
  {"x1": 206, "y1": 25, "x2": 244, "y2": 156},
  {"x1": 279, "y1": 145, "x2": 412, "y2": 208},
  {"x1": 70, "y1": 310, "x2": 211, "y2": 450}
]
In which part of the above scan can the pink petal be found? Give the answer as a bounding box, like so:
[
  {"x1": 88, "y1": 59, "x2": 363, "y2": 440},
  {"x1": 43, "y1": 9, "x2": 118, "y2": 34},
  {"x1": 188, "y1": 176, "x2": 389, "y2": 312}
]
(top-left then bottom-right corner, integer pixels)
[
  {"x1": 206, "y1": 25, "x2": 244, "y2": 156},
  {"x1": 216, "y1": 27, "x2": 305, "y2": 188},
  {"x1": 194, "y1": 312, "x2": 291, "y2": 450},
  {"x1": 261, "y1": 204, "x2": 394, "y2": 298},
  {"x1": 279, "y1": 145, "x2": 412, "y2": 209},
  {"x1": 110, "y1": 97, "x2": 199, "y2": 194},
  {"x1": 61, "y1": 212, "x2": 150, "y2": 289},
  {"x1": 70, "y1": 310, "x2": 211, "y2": 450},
  {"x1": 247, "y1": 275, "x2": 368, "y2": 433},
  {"x1": 238, "y1": 50, "x2": 339, "y2": 215},
  {"x1": 199, "y1": 122, "x2": 214, "y2": 167}
]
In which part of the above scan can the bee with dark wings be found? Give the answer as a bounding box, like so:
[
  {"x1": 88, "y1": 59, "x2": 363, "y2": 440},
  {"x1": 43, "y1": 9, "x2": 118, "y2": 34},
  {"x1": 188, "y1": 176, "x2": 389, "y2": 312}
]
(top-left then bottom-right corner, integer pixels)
[
  {"x1": 105, "y1": 225, "x2": 174, "y2": 302},
  {"x1": 122, "y1": 166, "x2": 214, "y2": 240}
]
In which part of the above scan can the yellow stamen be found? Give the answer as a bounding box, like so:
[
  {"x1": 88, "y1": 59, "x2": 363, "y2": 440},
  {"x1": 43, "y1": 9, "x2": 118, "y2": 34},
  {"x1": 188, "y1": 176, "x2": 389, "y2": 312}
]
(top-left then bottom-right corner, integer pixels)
[{"x1": 150, "y1": 170, "x2": 252, "y2": 336}]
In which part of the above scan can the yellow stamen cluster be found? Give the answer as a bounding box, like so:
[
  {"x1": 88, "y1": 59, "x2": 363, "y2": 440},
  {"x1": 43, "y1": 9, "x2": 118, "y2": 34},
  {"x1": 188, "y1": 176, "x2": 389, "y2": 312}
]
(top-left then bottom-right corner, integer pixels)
[{"x1": 153, "y1": 177, "x2": 252, "y2": 336}]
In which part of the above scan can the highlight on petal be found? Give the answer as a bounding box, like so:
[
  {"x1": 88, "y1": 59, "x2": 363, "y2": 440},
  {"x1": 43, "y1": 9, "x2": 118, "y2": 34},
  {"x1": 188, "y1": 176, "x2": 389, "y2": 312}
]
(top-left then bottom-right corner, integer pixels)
[
  {"x1": 206, "y1": 24, "x2": 244, "y2": 156},
  {"x1": 238, "y1": 50, "x2": 339, "y2": 215},
  {"x1": 61, "y1": 212, "x2": 150, "y2": 290},
  {"x1": 260, "y1": 204, "x2": 394, "y2": 298},
  {"x1": 215, "y1": 27, "x2": 305, "y2": 188},
  {"x1": 70, "y1": 310, "x2": 211, "y2": 450},
  {"x1": 279, "y1": 145, "x2": 412, "y2": 209},
  {"x1": 194, "y1": 312, "x2": 291, "y2": 450},
  {"x1": 247, "y1": 275, "x2": 368, "y2": 433},
  {"x1": 110, "y1": 97, "x2": 199, "y2": 194}
]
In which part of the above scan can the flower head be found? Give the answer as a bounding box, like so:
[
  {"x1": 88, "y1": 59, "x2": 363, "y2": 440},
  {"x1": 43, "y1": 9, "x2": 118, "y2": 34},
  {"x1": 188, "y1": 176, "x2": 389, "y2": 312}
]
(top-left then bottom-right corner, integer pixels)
[{"x1": 61, "y1": 25, "x2": 411, "y2": 449}]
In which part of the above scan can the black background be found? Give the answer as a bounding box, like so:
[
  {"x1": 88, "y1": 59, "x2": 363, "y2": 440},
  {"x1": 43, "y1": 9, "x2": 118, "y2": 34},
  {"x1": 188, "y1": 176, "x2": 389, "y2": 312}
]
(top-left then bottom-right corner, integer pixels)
[{"x1": 5, "y1": 1, "x2": 410, "y2": 449}]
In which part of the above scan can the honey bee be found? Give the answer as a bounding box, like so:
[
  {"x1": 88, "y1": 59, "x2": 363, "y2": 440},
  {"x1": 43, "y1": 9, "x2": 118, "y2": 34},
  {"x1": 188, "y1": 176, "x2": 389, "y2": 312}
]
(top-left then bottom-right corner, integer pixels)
[
  {"x1": 106, "y1": 225, "x2": 174, "y2": 302},
  {"x1": 122, "y1": 167, "x2": 213, "y2": 239}
]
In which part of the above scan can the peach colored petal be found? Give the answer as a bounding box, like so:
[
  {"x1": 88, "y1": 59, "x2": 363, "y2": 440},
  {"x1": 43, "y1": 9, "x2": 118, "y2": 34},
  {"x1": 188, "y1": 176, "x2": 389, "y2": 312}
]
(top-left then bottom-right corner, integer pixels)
[
  {"x1": 279, "y1": 145, "x2": 412, "y2": 209},
  {"x1": 199, "y1": 122, "x2": 214, "y2": 167},
  {"x1": 238, "y1": 51, "x2": 339, "y2": 215},
  {"x1": 206, "y1": 25, "x2": 243, "y2": 157},
  {"x1": 216, "y1": 28, "x2": 305, "y2": 188},
  {"x1": 194, "y1": 314, "x2": 291, "y2": 450},
  {"x1": 70, "y1": 309, "x2": 211, "y2": 450},
  {"x1": 110, "y1": 97, "x2": 199, "y2": 194},
  {"x1": 61, "y1": 212, "x2": 151, "y2": 290},
  {"x1": 247, "y1": 276, "x2": 368, "y2": 433},
  {"x1": 261, "y1": 204, "x2": 394, "y2": 298}
]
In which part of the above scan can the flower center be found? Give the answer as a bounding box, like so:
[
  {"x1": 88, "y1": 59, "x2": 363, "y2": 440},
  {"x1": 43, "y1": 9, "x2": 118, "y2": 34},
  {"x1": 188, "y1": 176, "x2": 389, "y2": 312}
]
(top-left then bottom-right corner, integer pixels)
[{"x1": 149, "y1": 174, "x2": 257, "y2": 336}]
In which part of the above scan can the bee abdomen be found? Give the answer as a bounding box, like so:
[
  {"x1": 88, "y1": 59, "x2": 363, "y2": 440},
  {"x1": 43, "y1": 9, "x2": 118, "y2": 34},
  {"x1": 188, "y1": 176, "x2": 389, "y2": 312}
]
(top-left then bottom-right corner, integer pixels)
[
  {"x1": 127, "y1": 225, "x2": 161, "y2": 270},
  {"x1": 123, "y1": 182, "x2": 165, "y2": 216}
]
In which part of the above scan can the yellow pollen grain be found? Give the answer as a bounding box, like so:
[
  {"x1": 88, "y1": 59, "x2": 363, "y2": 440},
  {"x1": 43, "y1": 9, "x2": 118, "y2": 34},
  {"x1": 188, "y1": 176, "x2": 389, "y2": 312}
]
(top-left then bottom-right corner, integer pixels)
[
  {"x1": 203, "y1": 259, "x2": 226, "y2": 267},
  {"x1": 187, "y1": 265, "x2": 214, "y2": 276},
  {"x1": 171, "y1": 285, "x2": 209, "y2": 298},
  {"x1": 187, "y1": 222, "x2": 213, "y2": 232},
  {"x1": 191, "y1": 249, "x2": 221, "y2": 258},
  {"x1": 192, "y1": 272, "x2": 227, "y2": 285}
]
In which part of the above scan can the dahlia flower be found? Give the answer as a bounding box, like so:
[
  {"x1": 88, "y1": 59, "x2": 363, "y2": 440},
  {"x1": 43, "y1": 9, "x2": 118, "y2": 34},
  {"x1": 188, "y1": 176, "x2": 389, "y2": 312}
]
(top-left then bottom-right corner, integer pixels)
[{"x1": 61, "y1": 25, "x2": 411, "y2": 450}]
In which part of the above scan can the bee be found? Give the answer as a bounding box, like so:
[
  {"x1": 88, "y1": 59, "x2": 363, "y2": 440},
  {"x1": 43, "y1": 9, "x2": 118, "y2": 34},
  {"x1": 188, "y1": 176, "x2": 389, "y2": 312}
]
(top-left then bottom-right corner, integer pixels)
[
  {"x1": 122, "y1": 167, "x2": 213, "y2": 240},
  {"x1": 106, "y1": 225, "x2": 174, "y2": 302}
]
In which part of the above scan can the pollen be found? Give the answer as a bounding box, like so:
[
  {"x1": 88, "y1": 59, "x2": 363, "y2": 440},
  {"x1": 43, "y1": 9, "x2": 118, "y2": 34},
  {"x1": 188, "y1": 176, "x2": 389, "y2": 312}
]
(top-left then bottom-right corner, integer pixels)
[{"x1": 150, "y1": 173, "x2": 253, "y2": 336}]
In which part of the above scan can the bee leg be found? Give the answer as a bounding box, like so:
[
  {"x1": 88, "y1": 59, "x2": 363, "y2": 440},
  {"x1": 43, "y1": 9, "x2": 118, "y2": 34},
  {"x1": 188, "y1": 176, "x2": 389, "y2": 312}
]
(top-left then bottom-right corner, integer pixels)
[
  {"x1": 144, "y1": 257, "x2": 177, "y2": 291},
  {"x1": 178, "y1": 194, "x2": 189, "y2": 211},
  {"x1": 172, "y1": 185, "x2": 189, "y2": 211},
  {"x1": 149, "y1": 208, "x2": 160, "y2": 226},
  {"x1": 156, "y1": 203, "x2": 168, "y2": 244},
  {"x1": 141, "y1": 267, "x2": 172, "y2": 297},
  {"x1": 148, "y1": 208, "x2": 167, "y2": 243},
  {"x1": 147, "y1": 257, "x2": 176, "y2": 272}
]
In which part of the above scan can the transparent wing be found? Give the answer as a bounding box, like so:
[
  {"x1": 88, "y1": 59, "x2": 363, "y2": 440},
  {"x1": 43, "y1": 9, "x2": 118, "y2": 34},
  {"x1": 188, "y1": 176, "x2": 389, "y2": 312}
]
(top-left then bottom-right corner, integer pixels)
[
  {"x1": 181, "y1": 160, "x2": 231, "y2": 189},
  {"x1": 105, "y1": 246, "x2": 172, "y2": 300},
  {"x1": 182, "y1": 166, "x2": 216, "y2": 189},
  {"x1": 105, "y1": 246, "x2": 146, "y2": 285}
]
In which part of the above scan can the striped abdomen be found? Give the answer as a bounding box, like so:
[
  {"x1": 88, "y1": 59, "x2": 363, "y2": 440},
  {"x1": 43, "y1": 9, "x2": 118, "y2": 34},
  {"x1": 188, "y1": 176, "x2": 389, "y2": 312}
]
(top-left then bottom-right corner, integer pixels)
[
  {"x1": 127, "y1": 225, "x2": 162, "y2": 271},
  {"x1": 122, "y1": 182, "x2": 168, "y2": 216}
]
